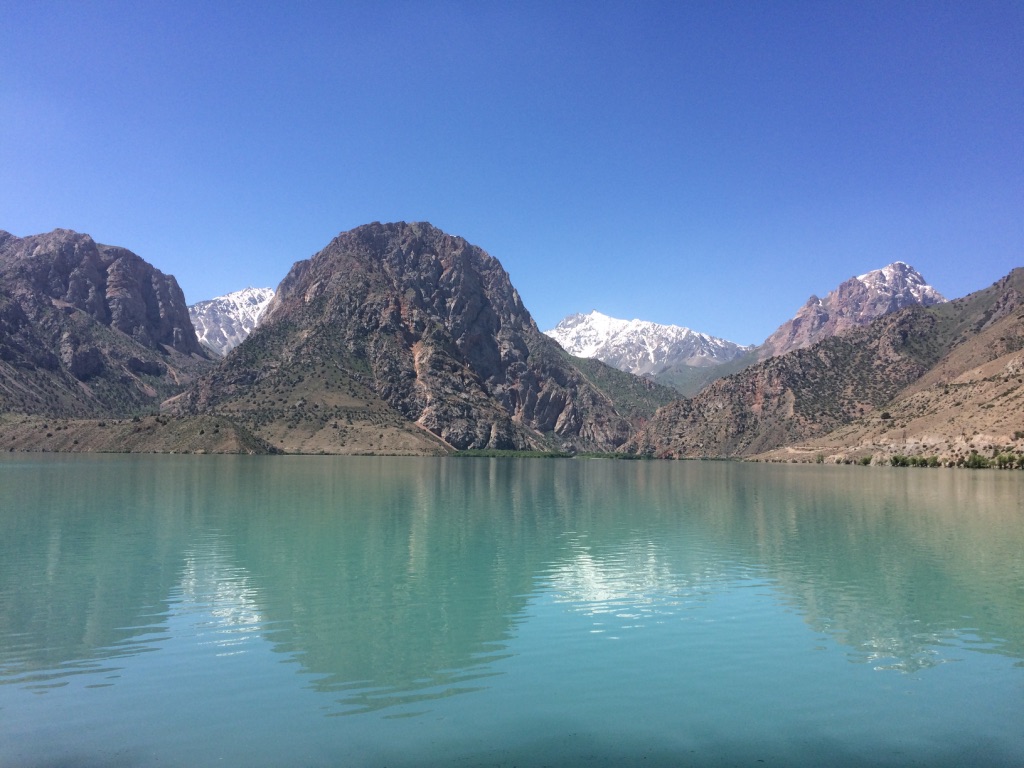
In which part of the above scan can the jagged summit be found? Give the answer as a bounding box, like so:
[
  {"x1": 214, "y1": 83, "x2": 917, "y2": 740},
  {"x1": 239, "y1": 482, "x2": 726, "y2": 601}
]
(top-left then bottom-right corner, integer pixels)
[
  {"x1": 761, "y1": 261, "x2": 946, "y2": 358},
  {"x1": 0, "y1": 228, "x2": 204, "y2": 356},
  {"x1": 189, "y1": 286, "x2": 275, "y2": 357},
  {"x1": 854, "y1": 262, "x2": 945, "y2": 305},
  {"x1": 545, "y1": 310, "x2": 751, "y2": 377}
]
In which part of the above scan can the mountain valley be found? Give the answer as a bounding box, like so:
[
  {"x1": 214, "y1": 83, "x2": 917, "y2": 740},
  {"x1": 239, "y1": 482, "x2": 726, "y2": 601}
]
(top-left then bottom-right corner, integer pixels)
[{"x1": 0, "y1": 223, "x2": 1019, "y2": 463}]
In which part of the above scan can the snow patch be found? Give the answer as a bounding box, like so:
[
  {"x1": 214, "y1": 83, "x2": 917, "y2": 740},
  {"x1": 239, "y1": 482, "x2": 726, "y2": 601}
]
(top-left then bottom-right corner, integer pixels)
[
  {"x1": 854, "y1": 262, "x2": 945, "y2": 305},
  {"x1": 189, "y1": 287, "x2": 275, "y2": 356}
]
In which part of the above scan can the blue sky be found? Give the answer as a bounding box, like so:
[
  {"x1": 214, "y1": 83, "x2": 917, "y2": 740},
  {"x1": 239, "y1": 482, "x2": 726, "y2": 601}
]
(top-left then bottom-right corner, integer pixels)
[{"x1": 2, "y1": 1, "x2": 1021, "y2": 345}]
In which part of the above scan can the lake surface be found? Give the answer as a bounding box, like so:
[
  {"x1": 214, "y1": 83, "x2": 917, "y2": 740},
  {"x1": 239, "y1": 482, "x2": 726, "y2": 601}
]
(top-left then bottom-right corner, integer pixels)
[{"x1": 1, "y1": 456, "x2": 1022, "y2": 767}]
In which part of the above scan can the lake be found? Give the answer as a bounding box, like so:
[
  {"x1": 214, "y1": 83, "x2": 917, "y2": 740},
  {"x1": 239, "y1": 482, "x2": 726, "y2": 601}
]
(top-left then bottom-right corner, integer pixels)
[{"x1": 1, "y1": 455, "x2": 1022, "y2": 767}]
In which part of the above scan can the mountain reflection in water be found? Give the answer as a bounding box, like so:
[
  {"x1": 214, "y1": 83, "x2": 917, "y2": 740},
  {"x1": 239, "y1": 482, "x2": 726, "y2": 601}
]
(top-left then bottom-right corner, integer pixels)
[
  {"x1": 1, "y1": 455, "x2": 1022, "y2": 765},
  {"x1": 2, "y1": 458, "x2": 1022, "y2": 686}
]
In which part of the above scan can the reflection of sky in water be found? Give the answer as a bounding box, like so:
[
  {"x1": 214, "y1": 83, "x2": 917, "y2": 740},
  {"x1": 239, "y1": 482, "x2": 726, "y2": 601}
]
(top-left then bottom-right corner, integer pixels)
[
  {"x1": 546, "y1": 537, "x2": 722, "y2": 633},
  {"x1": 176, "y1": 534, "x2": 264, "y2": 657},
  {"x1": 546, "y1": 535, "x2": 974, "y2": 674}
]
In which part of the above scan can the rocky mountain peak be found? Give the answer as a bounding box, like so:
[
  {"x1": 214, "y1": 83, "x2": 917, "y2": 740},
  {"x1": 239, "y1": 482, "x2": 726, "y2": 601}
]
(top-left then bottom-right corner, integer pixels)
[
  {"x1": 0, "y1": 228, "x2": 204, "y2": 356},
  {"x1": 264, "y1": 221, "x2": 535, "y2": 331},
  {"x1": 0, "y1": 228, "x2": 211, "y2": 416},
  {"x1": 628, "y1": 267, "x2": 1024, "y2": 463},
  {"x1": 185, "y1": 222, "x2": 670, "y2": 452},
  {"x1": 854, "y1": 262, "x2": 945, "y2": 305},
  {"x1": 761, "y1": 262, "x2": 946, "y2": 358}
]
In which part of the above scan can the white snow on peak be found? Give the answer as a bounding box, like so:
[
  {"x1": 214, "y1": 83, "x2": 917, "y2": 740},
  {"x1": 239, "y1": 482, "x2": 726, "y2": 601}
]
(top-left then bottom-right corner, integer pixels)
[
  {"x1": 189, "y1": 287, "x2": 276, "y2": 357},
  {"x1": 545, "y1": 310, "x2": 751, "y2": 377},
  {"x1": 854, "y1": 262, "x2": 945, "y2": 305}
]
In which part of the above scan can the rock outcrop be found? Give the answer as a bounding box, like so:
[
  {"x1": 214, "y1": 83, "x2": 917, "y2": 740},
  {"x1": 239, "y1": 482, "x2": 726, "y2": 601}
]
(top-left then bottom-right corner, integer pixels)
[
  {"x1": 761, "y1": 262, "x2": 946, "y2": 358},
  {"x1": 0, "y1": 229, "x2": 204, "y2": 355},
  {"x1": 0, "y1": 229, "x2": 211, "y2": 417},
  {"x1": 181, "y1": 222, "x2": 673, "y2": 453}
]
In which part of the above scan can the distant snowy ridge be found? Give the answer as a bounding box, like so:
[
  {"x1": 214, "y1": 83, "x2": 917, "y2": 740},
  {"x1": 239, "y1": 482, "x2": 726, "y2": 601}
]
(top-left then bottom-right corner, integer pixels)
[
  {"x1": 188, "y1": 287, "x2": 275, "y2": 357},
  {"x1": 545, "y1": 310, "x2": 753, "y2": 377}
]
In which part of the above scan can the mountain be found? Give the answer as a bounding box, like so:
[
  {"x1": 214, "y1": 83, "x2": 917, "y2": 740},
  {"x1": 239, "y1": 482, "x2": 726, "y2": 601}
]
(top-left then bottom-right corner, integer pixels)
[
  {"x1": 189, "y1": 287, "x2": 275, "y2": 357},
  {"x1": 761, "y1": 262, "x2": 946, "y2": 358},
  {"x1": 0, "y1": 229, "x2": 212, "y2": 417},
  {"x1": 174, "y1": 222, "x2": 676, "y2": 454},
  {"x1": 759, "y1": 268, "x2": 1024, "y2": 464},
  {"x1": 627, "y1": 268, "x2": 1024, "y2": 463},
  {"x1": 4, "y1": 226, "x2": 1008, "y2": 461},
  {"x1": 545, "y1": 311, "x2": 752, "y2": 375},
  {"x1": 547, "y1": 263, "x2": 943, "y2": 398}
]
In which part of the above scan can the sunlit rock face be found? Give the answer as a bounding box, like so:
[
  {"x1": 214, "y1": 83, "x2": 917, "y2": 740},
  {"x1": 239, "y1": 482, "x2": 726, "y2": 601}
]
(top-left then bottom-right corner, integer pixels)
[
  {"x1": 184, "y1": 222, "x2": 670, "y2": 452},
  {"x1": 0, "y1": 228, "x2": 204, "y2": 355},
  {"x1": 0, "y1": 228, "x2": 211, "y2": 417},
  {"x1": 629, "y1": 268, "x2": 1024, "y2": 461},
  {"x1": 761, "y1": 262, "x2": 946, "y2": 358}
]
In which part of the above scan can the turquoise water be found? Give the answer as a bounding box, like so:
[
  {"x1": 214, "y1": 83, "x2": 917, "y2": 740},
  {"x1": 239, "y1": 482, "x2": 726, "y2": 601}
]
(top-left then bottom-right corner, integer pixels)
[{"x1": 1, "y1": 455, "x2": 1022, "y2": 767}]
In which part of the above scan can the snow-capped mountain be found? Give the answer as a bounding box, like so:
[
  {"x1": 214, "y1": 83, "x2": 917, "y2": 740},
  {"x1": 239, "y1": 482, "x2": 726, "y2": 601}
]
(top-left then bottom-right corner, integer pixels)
[
  {"x1": 545, "y1": 311, "x2": 753, "y2": 377},
  {"x1": 760, "y1": 262, "x2": 946, "y2": 358},
  {"x1": 854, "y1": 262, "x2": 946, "y2": 305},
  {"x1": 188, "y1": 287, "x2": 275, "y2": 357}
]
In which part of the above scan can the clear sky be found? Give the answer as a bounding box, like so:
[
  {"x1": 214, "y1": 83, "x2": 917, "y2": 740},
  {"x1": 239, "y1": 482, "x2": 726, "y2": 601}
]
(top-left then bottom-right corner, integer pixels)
[{"x1": 2, "y1": 1, "x2": 1021, "y2": 345}]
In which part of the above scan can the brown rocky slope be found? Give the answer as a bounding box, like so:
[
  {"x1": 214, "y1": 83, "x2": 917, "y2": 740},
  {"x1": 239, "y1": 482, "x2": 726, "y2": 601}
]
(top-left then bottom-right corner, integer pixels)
[
  {"x1": 759, "y1": 268, "x2": 1024, "y2": 464},
  {"x1": 651, "y1": 262, "x2": 945, "y2": 396},
  {"x1": 0, "y1": 413, "x2": 272, "y2": 454},
  {"x1": 629, "y1": 268, "x2": 1024, "y2": 461}
]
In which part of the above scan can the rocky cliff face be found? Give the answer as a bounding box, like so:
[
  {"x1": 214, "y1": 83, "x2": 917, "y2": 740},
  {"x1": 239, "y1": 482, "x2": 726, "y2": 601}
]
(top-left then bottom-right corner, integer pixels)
[
  {"x1": 0, "y1": 229, "x2": 210, "y2": 416},
  {"x1": 0, "y1": 229, "x2": 204, "y2": 355},
  {"x1": 761, "y1": 262, "x2": 946, "y2": 358},
  {"x1": 189, "y1": 287, "x2": 275, "y2": 356},
  {"x1": 182, "y1": 222, "x2": 671, "y2": 452},
  {"x1": 783, "y1": 268, "x2": 1024, "y2": 465},
  {"x1": 545, "y1": 310, "x2": 752, "y2": 376}
]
